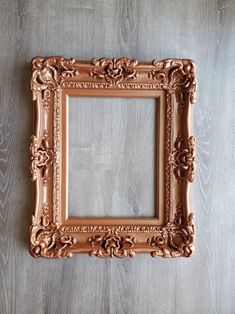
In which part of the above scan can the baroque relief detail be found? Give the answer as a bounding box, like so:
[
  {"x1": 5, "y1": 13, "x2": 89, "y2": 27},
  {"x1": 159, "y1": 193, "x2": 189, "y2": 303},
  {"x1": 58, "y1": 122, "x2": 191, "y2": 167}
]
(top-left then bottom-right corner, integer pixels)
[
  {"x1": 62, "y1": 81, "x2": 164, "y2": 89},
  {"x1": 53, "y1": 88, "x2": 61, "y2": 223},
  {"x1": 89, "y1": 58, "x2": 138, "y2": 86},
  {"x1": 31, "y1": 57, "x2": 80, "y2": 99},
  {"x1": 171, "y1": 133, "x2": 195, "y2": 182},
  {"x1": 88, "y1": 229, "x2": 136, "y2": 258},
  {"x1": 61, "y1": 225, "x2": 162, "y2": 233},
  {"x1": 150, "y1": 58, "x2": 196, "y2": 109},
  {"x1": 30, "y1": 56, "x2": 196, "y2": 259},
  {"x1": 30, "y1": 203, "x2": 76, "y2": 258},
  {"x1": 41, "y1": 89, "x2": 51, "y2": 111},
  {"x1": 165, "y1": 92, "x2": 173, "y2": 223},
  {"x1": 30, "y1": 130, "x2": 56, "y2": 184},
  {"x1": 147, "y1": 204, "x2": 195, "y2": 258}
]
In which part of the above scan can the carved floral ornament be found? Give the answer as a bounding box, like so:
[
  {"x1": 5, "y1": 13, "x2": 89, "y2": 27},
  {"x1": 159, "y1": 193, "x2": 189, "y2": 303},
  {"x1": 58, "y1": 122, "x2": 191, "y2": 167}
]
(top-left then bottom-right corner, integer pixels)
[
  {"x1": 30, "y1": 130, "x2": 56, "y2": 184},
  {"x1": 31, "y1": 57, "x2": 196, "y2": 104},
  {"x1": 89, "y1": 58, "x2": 138, "y2": 86},
  {"x1": 88, "y1": 229, "x2": 136, "y2": 258},
  {"x1": 171, "y1": 133, "x2": 196, "y2": 182},
  {"x1": 29, "y1": 204, "x2": 194, "y2": 258},
  {"x1": 29, "y1": 56, "x2": 196, "y2": 259}
]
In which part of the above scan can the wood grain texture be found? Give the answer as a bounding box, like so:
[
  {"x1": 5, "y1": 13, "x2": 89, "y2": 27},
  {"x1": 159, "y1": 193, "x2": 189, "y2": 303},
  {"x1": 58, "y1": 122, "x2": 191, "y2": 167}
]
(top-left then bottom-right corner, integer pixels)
[
  {"x1": 68, "y1": 97, "x2": 156, "y2": 217},
  {"x1": 0, "y1": 0, "x2": 235, "y2": 313}
]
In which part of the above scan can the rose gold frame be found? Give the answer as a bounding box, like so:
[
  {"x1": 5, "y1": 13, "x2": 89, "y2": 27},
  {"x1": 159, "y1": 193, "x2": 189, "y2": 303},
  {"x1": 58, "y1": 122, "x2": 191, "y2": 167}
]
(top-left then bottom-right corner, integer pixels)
[{"x1": 29, "y1": 56, "x2": 196, "y2": 259}]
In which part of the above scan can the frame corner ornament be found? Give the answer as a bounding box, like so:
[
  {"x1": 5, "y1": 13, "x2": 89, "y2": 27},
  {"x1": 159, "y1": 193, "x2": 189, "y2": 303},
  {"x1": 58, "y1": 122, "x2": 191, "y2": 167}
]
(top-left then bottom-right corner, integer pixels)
[
  {"x1": 29, "y1": 203, "x2": 76, "y2": 258},
  {"x1": 31, "y1": 56, "x2": 80, "y2": 100},
  {"x1": 150, "y1": 58, "x2": 197, "y2": 109},
  {"x1": 147, "y1": 203, "x2": 195, "y2": 258},
  {"x1": 29, "y1": 56, "x2": 196, "y2": 259}
]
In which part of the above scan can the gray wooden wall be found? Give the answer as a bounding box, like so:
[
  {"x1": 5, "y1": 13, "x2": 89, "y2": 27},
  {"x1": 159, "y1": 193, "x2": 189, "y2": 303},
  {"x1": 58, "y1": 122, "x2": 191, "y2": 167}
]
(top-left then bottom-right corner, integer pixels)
[
  {"x1": 68, "y1": 97, "x2": 156, "y2": 218},
  {"x1": 0, "y1": 0, "x2": 234, "y2": 313}
]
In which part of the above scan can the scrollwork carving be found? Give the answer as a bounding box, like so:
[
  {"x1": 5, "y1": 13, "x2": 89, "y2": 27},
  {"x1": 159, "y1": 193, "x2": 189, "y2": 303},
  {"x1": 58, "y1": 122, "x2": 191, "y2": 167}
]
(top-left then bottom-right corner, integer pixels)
[
  {"x1": 89, "y1": 58, "x2": 138, "y2": 86},
  {"x1": 30, "y1": 130, "x2": 56, "y2": 184},
  {"x1": 171, "y1": 132, "x2": 195, "y2": 182},
  {"x1": 31, "y1": 56, "x2": 80, "y2": 99},
  {"x1": 29, "y1": 203, "x2": 76, "y2": 258},
  {"x1": 42, "y1": 89, "x2": 51, "y2": 111},
  {"x1": 150, "y1": 59, "x2": 196, "y2": 109},
  {"x1": 88, "y1": 229, "x2": 136, "y2": 258},
  {"x1": 53, "y1": 88, "x2": 61, "y2": 222},
  {"x1": 29, "y1": 56, "x2": 196, "y2": 259},
  {"x1": 148, "y1": 205, "x2": 195, "y2": 258}
]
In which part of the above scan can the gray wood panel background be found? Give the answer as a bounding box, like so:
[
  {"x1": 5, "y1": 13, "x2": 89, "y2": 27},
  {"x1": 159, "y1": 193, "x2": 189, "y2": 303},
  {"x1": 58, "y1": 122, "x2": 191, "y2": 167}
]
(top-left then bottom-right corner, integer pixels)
[
  {"x1": 68, "y1": 97, "x2": 156, "y2": 217},
  {"x1": 0, "y1": 0, "x2": 234, "y2": 313}
]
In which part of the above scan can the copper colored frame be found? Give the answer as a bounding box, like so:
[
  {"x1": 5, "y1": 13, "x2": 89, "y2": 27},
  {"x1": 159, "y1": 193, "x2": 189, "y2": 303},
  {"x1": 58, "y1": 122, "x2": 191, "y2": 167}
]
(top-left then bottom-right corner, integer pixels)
[{"x1": 29, "y1": 56, "x2": 196, "y2": 259}]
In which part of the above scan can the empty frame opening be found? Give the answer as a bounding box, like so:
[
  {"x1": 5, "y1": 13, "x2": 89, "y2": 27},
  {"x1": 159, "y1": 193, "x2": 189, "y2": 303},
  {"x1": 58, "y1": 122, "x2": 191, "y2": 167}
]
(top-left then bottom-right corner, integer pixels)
[{"x1": 68, "y1": 97, "x2": 158, "y2": 218}]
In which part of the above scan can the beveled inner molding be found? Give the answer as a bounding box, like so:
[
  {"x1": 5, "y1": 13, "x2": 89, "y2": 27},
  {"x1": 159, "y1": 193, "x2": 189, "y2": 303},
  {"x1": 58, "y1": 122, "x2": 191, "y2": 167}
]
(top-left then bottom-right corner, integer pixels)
[
  {"x1": 30, "y1": 57, "x2": 196, "y2": 259},
  {"x1": 63, "y1": 90, "x2": 165, "y2": 227}
]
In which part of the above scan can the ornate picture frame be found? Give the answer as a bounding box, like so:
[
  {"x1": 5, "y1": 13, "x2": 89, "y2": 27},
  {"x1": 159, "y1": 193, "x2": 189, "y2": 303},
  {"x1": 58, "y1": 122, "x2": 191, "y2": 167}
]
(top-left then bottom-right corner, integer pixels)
[{"x1": 29, "y1": 56, "x2": 196, "y2": 259}]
